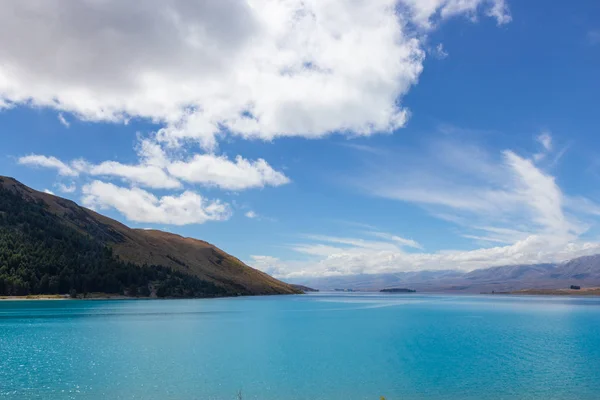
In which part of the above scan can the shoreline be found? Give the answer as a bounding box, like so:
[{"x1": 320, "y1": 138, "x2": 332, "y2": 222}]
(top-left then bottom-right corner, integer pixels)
[
  {"x1": 3, "y1": 290, "x2": 600, "y2": 300},
  {"x1": 0, "y1": 292, "x2": 305, "y2": 301},
  {"x1": 0, "y1": 294, "x2": 69, "y2": 301},
  {"x1": 0, "y1": 294, "x2": 132, "y2": 301}
]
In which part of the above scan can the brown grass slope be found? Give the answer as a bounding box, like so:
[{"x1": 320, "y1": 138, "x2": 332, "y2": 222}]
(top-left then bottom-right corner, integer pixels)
[{"x1": 0, "y1": 176, "x2": 300, "y2": 295}]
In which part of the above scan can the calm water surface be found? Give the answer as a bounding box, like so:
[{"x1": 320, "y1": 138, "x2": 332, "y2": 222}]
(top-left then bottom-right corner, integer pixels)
[{"x1": 1, "y1": 293, "x2": 600, "y2": 400}]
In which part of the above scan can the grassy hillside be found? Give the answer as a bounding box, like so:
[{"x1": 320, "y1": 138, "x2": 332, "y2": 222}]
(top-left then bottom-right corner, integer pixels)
[{"x1": 0, "y1": 176, "x2": 300, "y2": 297}]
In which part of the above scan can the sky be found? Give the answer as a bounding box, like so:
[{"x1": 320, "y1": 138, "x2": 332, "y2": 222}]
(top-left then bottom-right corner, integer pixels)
[{"x1": 1, "y1": 0, "x2": 600, "y2": 279}]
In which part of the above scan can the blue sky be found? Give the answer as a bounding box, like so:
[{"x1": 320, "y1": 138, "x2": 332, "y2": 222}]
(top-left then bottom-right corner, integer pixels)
[{"x1": 1, "y1": 0, "x2": 600, "y2": 278}]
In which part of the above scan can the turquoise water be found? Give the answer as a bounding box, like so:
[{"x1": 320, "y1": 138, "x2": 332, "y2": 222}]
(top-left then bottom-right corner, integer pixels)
[{"x1": 1, "y1": 294, "x2": 600, "y2": 400}]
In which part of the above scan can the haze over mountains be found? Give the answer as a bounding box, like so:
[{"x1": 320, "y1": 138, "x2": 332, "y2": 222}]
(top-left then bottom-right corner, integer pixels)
[
  {"x1": 0, "y1": 176, "x2": 299, "y2": 297},
  {"x1": 291, "y1": 255, "x2": 600, "y2": 293}
]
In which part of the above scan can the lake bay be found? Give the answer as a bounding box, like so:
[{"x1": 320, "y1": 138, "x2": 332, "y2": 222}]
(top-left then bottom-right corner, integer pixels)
[{"x1": 1, "y1": 293, "x2": 600, "y2": 399}]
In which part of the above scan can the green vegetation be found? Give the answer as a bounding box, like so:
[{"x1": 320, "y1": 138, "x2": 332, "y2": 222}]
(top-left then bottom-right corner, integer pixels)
[
  {"x1": 380, "y1": 288, "x2": 416, "y2": 293},
  {"x1": 0, "y1": 185, "x2": 226, "y2": 298}
]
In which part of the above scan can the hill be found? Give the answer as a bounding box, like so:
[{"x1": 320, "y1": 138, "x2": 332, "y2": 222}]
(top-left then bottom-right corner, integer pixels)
[
  {"x1": 0, "y1": 176, "x2": 300, "y2": 297},
  {"x1": 290, "y1": 284, "x2": 318, "y2": 292}
]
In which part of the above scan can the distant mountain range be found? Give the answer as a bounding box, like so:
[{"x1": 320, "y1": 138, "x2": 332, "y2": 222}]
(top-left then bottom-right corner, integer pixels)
[
  {"x1": 291, "y1": 255, "x2": 600, "y2": 293},
  {"x1": 0, "y1": 176, "x2": 300, "y2": 297}
]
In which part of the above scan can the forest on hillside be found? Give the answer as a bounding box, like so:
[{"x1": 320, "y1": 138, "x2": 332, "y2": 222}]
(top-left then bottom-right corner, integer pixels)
[{"x1": 0, "y1": 186, "x2": 227, "y2": 298}]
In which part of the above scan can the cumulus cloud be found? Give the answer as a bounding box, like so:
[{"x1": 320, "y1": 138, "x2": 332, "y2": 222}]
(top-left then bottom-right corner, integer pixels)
[
  {"x1": 17, "y1": 139, "x2": 289, "y2": 191},
  {"x1": 486, "y1": 0, "x2": 512, "y2": 24},
  {"x1": 245, "y1": 210, "x2": 258, "y2": 219},
  {"x1": 18, "y1": 155, "x2": 78, "y2": 176},
  {"x1": 85, "y1": 161, "x2": 182, "y2": 190},
  {"x1": 82, "y1": 181, "x2": 231, "y2": 225},
  {"x1": 400, "y1": 0, "x2": 511, "y2": 28},
  {"x1": 0, "y1": 0, "x2": 510, "y2": 150},
  {"x1": 56, "y1": 182, "x2": 76, "y2": 193},
  {"x1": 43, "y1": 189, "x2": 55, "y2": 195},
  {"x1": 168, "y1": 154, "x2": 290, "y2": 190}
]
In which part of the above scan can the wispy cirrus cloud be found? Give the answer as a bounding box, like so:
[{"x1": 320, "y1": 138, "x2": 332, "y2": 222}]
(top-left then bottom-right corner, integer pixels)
[
  {"x1": 361, "y1": 135, "x2": 585, "y2": 240},
  {"x1": 365, "y1": 231, "x2": 423, "y2": 249}
]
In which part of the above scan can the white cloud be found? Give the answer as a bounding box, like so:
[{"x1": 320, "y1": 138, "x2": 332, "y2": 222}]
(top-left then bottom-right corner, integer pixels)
[
  {"x1": 533, "y1": 131, "x2": 568, "y2": 165},
  {"x1": 0, "y1": 98, "x2": 12, "y2": 110},
  {"x1": 17, "y1": 139, "x2": 289, "y2": 191},
  {"x1": 57, "y1": 113, "x2": 70, "y2": 128},
  {"x1": 502, "y1": 149, "x2": 577, "y2": 236},
  {"x1": 0, "y1": 0, "x2": 510, "y2": 150},
  {"x1": 56, "y1": 182, "x2": 76, "y2": 193},
  {"x1": 252, "y1": 233, "x2": 600, "y2": 279},
  {"x1": 81, "y1": 180, "x2": 231, "y2": 225},
  {"x1": 532, "y1": 132, "x2": 572, "y2": 168},
  {"x1": 18, "y1": 153, "x2": 181, "y2": 190},
  {"x1": 245, "y1": 210, "x2": 258, "y2": 219},
  {"x1": 432, "y1": 43, "x2": 449, "y2": 59},
  {"x1": 18, "y1": 155, "x2": 78, "y2": 176},
  {"x1": 362, "y1": 138, "x2": 582, "y2": 239},
  {"x1": 366, "y1": 231, "x2": 423, "y2": 249},
  {"x1": 401, "y1": 0, "x2": 511, "y2": 28},
  {"x1": 168, "y1": 154, "x2": 290, "y2": 190},
  {"x1": 300, "y1": 234, "x2": 405, "y2": 253},
  {"x1": 537, "y1": 131, "x2": 552, "y2": 152},
  {"x1": 486, "y1": 0, "x2": 512, "y2": 25},
  {"x1": 87, "y1": 161, "x2": 182, "y2": 190},
  {"x1": 43, "y1": 189, "x2": 55, "y2": 195}
]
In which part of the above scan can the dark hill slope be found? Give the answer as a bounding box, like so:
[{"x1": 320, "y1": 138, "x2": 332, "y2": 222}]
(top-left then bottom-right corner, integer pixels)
[{"x1": 0, "y1": 176, "x2": 300, "y2": 297}]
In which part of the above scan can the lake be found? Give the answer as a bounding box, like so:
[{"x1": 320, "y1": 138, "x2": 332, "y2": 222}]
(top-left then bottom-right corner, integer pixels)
[{"x1": 1, "y1": 293, "x2": 600, "y2": 399}]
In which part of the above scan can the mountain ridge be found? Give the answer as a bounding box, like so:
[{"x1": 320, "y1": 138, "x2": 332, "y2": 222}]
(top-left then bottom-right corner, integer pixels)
[
  {"x1": 0, "y1": 176, "x2": 300, "y2": 297},
  {"x1": 291, "y1": 256, "x2": 600, "y2": 293}
]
